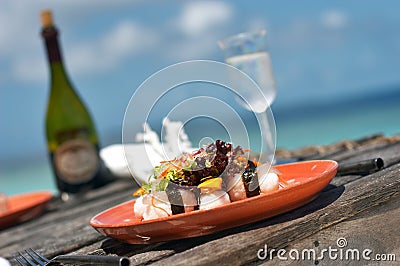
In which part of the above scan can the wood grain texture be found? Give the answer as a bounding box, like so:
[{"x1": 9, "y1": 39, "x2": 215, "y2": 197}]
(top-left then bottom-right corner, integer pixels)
[
  {"x1": 148, "y1": 164, "x2": 400, "y2": 265},
  {"x1": 258, "y1": 196, "x2": 400, "y2": 266},
  {"x1": 1, "y1": 134, "x2": 399, "y2": 266},
  {"x1": 0, "y1": 181, "x2": 135, "y2": 258}
]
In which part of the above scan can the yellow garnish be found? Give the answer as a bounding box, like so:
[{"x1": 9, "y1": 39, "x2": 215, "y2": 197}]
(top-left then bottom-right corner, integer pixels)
[
  {"x1": 197, "y1": 177, "x2": 223, "y2": 191},
  {"x1": 133, "y1": 187, "x2": 145, "y2": 196}
]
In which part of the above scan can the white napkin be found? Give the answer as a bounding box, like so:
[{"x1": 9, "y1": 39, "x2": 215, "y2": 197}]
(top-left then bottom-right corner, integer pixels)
[
  {"x1": 0, "y1": 257, "x2": 11, "y2": 266},
  {"x1": 100, "y1": 118, "x2": 194, "y2": 184}
]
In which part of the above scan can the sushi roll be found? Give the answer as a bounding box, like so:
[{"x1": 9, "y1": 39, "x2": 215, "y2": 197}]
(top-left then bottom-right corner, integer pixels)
[
  {"x1": 226, "y1": 161, "x2": 283, "y2": 202},
  {"x1": 132, "y1": 139, "x2": 289, "y2": 221},
  {"x1": 134, "y1": 182, "x2": 197, "y2": 221},
  {"x1": 133, "y1": 140, "x2": 234, "y2": 220}
]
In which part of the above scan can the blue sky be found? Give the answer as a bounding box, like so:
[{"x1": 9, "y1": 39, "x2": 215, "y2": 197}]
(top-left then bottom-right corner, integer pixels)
[{"x1": 1, "y1": 0, "x2": 400, "y2": 163}]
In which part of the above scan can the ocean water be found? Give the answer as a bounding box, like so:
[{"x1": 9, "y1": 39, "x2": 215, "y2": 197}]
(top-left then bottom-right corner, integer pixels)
[
  {"x1": 275, "y1": 93, "x2": 400, "y2": 149},
  {"x1": 1, "y1": 92, "x2": 399, "y2": 196}
]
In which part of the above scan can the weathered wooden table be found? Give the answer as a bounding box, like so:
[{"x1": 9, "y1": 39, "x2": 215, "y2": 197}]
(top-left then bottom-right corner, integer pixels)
[{"x1": 1, "y1": 134, "x2": 399, "y2": 265}]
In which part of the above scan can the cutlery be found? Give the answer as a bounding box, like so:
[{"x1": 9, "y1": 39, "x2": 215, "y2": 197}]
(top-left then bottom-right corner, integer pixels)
[
  {"x1": 336, "y1": 157, "x2": 384, "y2": 176},
  {"x1": 14, "y1": 248, "x2": 129, "y2": 266}
]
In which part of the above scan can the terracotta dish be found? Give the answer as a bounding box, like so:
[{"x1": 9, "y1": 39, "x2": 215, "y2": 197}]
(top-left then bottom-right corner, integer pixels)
[
  {"x1": 0, "y1": 191, "x2": 53, "y2": 229},
  {"x1": 90, "y1": 160, "x2": 338, "y2": 244}
]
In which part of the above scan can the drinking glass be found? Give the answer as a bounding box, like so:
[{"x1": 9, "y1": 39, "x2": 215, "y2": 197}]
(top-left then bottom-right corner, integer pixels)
[{"x1": 218, "y1": 29, "x2": 276, "y2": 160}]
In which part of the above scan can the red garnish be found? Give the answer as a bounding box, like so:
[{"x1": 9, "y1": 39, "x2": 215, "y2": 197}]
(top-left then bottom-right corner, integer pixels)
[
  {"x1": 159, "y1": 168, "x2": 170, "y2": 178},
  {"x1": 191, "y1": 148, "x2": 204, "y2": 156}
]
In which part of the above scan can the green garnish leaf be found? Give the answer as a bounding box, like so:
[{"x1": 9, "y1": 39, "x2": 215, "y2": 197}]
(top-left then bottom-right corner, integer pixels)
[
  {"x1": 156, "y1": 178, "x2": 169, "y2": 191},
  {"x1": 141, "y1": 181, "x2": 152, "y2": 194},
  {"x1": 153, "y1": 165, "x2": 162, "y2": 178},
  {"x1": 183, "y1": 160, "x2": 197, "y2": 170}
]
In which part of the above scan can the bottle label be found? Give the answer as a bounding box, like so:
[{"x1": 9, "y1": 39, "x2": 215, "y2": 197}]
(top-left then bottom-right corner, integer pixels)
[{"x1": 54, "y1": 139, "x2": 99, "y2": 184}]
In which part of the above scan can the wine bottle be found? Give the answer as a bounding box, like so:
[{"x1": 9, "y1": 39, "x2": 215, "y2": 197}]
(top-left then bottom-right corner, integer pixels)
[{"x1": 40, "y1": 10, "x2": 103, "y2": 196}]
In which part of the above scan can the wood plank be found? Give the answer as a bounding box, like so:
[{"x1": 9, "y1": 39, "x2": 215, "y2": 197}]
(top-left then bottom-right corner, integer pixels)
[
  {"x1": 334, "y1": 142, "x2": 400, "y2": 167},
  {"x1": 0, "y1": 179, "x2": 134, "y2": 243},
  {"x1": 1, "y1": 135, "x2": 399, "y2": 265},
  {"x1": 258, "y1": 196, "x2": 400, "y2": 265},
  {"x1": 148, "y1": 163, "x2": 400, "y2": 265},
  {"x1": 275, "y1": 133, "x2": 395, "y2": 161},
  {"x1": 0, "y1": 181, "x2": 135, "y2": 257}
]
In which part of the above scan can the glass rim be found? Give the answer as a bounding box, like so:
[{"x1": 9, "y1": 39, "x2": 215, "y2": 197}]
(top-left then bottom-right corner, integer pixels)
[{"x1": 218, "y1": 29, "x2": 267, "y2": 48}]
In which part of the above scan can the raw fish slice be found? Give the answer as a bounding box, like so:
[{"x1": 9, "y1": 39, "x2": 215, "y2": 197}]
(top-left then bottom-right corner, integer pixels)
[
  {"x1": 134, "y1": 190, "x2": 197, "y2": 221},
  {"x1": 179, "y1": 189, "x2": 197, "y2": 212},
  {"x1": 134, "y1": 192, "x2": 172, "y2": 220},
  {"x1": 259, "y1": 172, "x2": 279, "y2": 193},
  {"x1": 226, "y1": 174, "x2": 248, "y2": 201},
  {"x1": 257, "y1": 163, "x2": 285, "y2": 191},
  {"x1": 199, "y1": 190, "x2": 231, "y2": 210}
]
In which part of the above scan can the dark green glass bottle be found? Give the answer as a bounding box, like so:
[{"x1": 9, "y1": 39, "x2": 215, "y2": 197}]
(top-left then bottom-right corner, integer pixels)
[{"x1": 40, "y1": 10, "x2": 103, "y2": 195}]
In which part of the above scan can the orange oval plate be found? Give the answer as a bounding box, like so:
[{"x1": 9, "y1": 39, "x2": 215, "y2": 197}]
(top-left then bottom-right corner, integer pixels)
[
  {"x1": 90, "y1": 160, "x2": 338, "y2": 244},
  {"x1": 0, "y1": 191, "x2": 53, "y2": 229}
]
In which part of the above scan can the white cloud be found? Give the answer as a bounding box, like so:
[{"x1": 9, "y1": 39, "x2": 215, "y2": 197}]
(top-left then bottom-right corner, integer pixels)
[
  {"x1": 164, "y1": 1, "x2": 234, "y2": 60},
  {"x1": 2, "y1": 0, "x2": 233, "y2": 83},
  {"x1": 68, "y1": 21, "x2": 158, "y2": 74},
  {"x1": 177, "y1": 1, "x2": 233, "y2": 36},
  {"x1": 12, "y1": 56, "x2": 47, "y2": 83},
  {"x1": 0, "y1": 0, "x2": 139, "y2": 56},
  {"x1": 0, "y1": 0, "x2": 158, "y2": 83},
  {"x1": 10, "y1": 20, "x2": 158, "y2": 82},
  {"x1": 321, "y1": 10, "x2": 348, "y2": 29}
]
